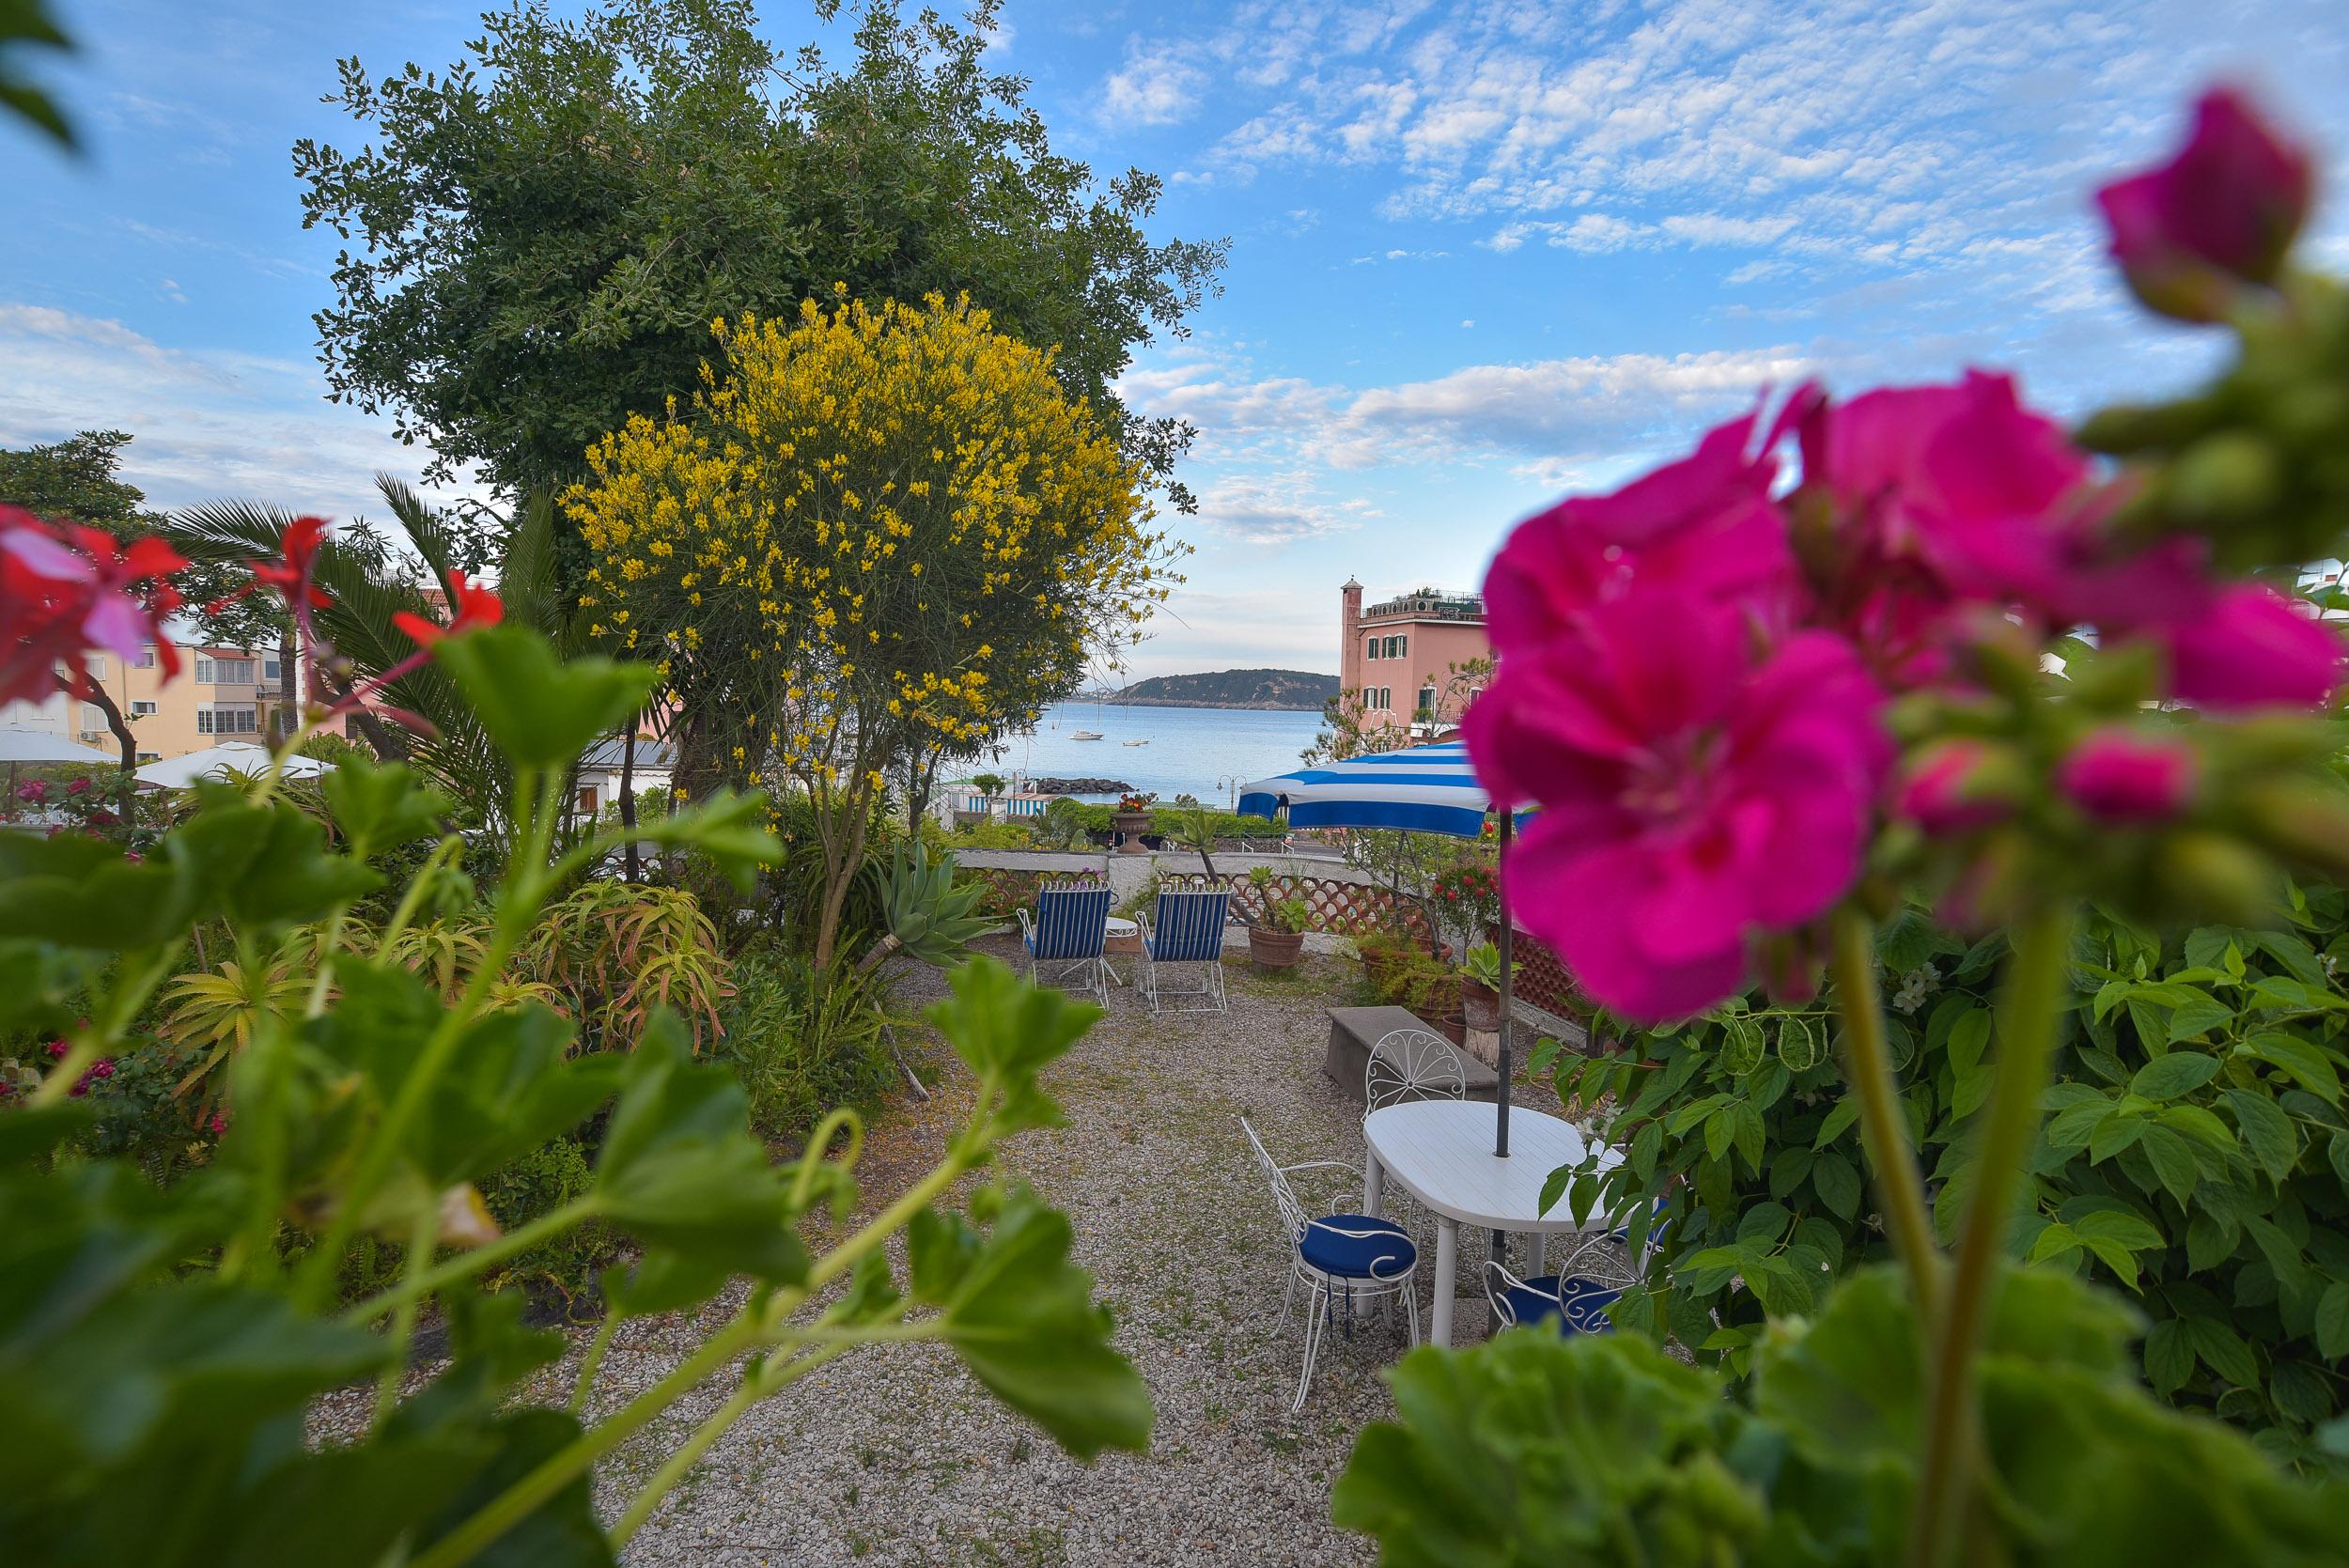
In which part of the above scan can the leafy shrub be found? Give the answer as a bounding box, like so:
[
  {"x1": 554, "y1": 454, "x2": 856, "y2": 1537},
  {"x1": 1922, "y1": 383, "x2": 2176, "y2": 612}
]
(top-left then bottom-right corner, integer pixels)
[
  {"x1": 714, "y1": 950, "x2": 898, "y2": 1137},
  {"x1": 515, "y1": 880, "x2": 732, "y2": 1051},
  {"x1": 478, "y1": 1134, "x2": 618, "y2": 1308},
  {"x1": 1550, "y1": 899, "x2": 2349, "y2": 1463}
]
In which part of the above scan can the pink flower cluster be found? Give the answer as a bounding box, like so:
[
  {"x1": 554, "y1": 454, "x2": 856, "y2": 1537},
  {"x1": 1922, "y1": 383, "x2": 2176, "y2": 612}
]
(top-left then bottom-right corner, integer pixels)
[
  {"x1": 2, "y1": 507, "x2": 184, "y2": 709},
  {"x1": 1468, "y1": 88, "x2": 2333, "y2": 1025}
]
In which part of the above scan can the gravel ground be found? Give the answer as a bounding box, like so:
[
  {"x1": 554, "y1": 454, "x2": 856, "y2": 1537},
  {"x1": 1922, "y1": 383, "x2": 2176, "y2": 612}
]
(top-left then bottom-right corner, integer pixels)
[{"x1": 325, "y1": 937, "x2": 1560, "y2": 1566}]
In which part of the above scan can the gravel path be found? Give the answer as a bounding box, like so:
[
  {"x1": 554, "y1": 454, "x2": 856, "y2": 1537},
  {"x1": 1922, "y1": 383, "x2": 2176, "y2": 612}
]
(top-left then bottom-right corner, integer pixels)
[{"x1": 325, "y1": 938, "x2": 1554, "y2": 1565}]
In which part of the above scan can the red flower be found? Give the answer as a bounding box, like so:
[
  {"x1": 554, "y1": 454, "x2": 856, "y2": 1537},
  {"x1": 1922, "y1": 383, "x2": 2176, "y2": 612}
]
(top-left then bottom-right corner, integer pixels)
[
  {"x1": 248, "y1": 515, "x2": 335, "y2": 610},
  {"x1": 394, "y1": 571, "x2": 506, "y2": 646},
  {"x1": 2, "y1": 509, "x2": 184, "y2": 706}
]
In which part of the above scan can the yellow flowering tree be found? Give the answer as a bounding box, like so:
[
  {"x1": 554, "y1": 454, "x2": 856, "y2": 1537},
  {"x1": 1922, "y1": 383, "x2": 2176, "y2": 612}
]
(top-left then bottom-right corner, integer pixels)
[{"x1": 568, "y1": 290, "x2": 1177, "y2": 964}]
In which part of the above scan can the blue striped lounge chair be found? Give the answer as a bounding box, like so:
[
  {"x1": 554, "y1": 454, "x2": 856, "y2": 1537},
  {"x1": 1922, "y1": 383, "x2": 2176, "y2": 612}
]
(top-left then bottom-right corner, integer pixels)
[
  {"x1": 1140, "y1": 887, "x2": 1230, "y2": 1014},
  {"x1": 1017, "y1": 883, "x2": 1113, "y2": 1005}
]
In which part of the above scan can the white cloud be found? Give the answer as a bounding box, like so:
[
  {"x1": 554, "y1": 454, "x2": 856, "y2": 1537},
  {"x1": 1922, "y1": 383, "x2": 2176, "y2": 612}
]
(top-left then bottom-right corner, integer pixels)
[
  {"x1": 1194, "y1": 473, "x2": 1376, "y2": 545},
  {"x1": 0, "y1": 303, "x2": 479, "y2": 522},
  {"x1": 1101, "y1": 42, "x2": 1206, "y2": 127}
]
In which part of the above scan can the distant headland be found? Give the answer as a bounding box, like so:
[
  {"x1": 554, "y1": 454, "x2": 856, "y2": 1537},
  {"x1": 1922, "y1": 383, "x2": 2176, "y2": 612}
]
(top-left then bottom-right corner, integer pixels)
[{"x1": 1080, "y1": 668, "x2": 1338, "y2": 711}]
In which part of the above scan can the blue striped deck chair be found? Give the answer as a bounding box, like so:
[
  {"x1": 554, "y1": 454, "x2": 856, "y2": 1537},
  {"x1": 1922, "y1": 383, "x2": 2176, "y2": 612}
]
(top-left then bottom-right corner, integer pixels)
[
  {"x1": 1140, "y1": 887, "x2": 1231, "y2": 1014},
  {"x1": 1017, "y1": 883, "x2": 1113, "y2": 1006}
]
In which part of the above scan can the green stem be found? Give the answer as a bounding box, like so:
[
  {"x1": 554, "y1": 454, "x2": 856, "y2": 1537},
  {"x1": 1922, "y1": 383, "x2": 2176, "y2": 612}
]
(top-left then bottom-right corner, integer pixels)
[
  {"x1": 408, "y1": 1306, "x2": 770, "y2": 1568},
  {"x1": 568, "y1": 1312, "x2": 623, "y2": 1417},
  {"x1": 371, "y1": 1203, "x2": 441, "y2": 1431},
  {"x1": 295, "y1": 767, "x2": 554, "y2": 1310},
  {"x1": 341, "y1": 1196, "x2": 603, "y2": 1327},
  {"x1": 609, "y1": 1337, "x2": 863, "y2": 1546},
  {"x1": 1828, "y1": 907, "x2": 1941, "y2": 1326},
  {"x1": 1906, "y1": 904, "x2": 2075, "y2": 1568},
  {"x1": 376, "y1": 833, "x2": 464, "y2": 949}
]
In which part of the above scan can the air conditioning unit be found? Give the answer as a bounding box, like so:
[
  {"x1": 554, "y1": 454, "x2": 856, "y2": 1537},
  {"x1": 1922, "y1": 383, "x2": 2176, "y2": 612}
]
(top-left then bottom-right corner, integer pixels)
[{"x1": 79, "y1": 731, "x2": 109, "y2": 745}]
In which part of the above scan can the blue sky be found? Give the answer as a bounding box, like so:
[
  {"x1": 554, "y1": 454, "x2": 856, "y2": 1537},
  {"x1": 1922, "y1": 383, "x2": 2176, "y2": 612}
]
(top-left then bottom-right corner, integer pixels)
[{"x1": 6, "y1": 0, "x2": 2348, "y2": 680}]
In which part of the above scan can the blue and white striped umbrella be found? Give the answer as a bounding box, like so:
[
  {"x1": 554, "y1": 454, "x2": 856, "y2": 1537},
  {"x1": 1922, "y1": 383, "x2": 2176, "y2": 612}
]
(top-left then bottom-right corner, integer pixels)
[{"x1": 1237, "y1": 740, "x2": 1491, "y2": 838}]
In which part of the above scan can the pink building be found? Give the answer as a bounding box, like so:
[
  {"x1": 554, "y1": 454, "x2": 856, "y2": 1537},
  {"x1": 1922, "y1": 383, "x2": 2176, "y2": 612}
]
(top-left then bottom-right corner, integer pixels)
[{"x1": 1338, "y1": 579, "x2": 1491, "y2": 738}]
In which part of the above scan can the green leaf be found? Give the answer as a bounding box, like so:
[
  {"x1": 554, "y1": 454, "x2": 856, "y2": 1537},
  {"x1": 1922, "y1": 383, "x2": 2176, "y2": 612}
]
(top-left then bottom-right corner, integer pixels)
[
  {"x1": 2316, "y1": 1281, "x2": 2349, "y2": 1362},
  {"x1": 2137, "y1": 1124, "x2": 2201, "y2": 1206},
  {"x1": 173, "y1": 798, "x2": 381, "y2": 931},
  {"x1": 0, "y1": 831, "x2": 200, "y2": 950},
  {"x1": 2221, "y1": 1088, "x2": 2299, "y2": 1184},
  {"x1": 2165, "y1": 997, "x2": 2236, "y2": 1043},
  {"x1": 431, "y1": 623, "x2": 660, "y2": 771},
  {"x1": 593, "y1": 1016, "x2": 804, "y2": 1281},
  {"x1": 2089, "y1": 1109, "x2": 2147, "y2": 1163},
  {"x1": 2243, "y1": 1032, "x2": 2342, "y2": 1104},
  {"x1": 411, "y1": 1408, "x2": 614, "y2": 1568},
  {"x1": 1948, "y1": 1007, "x2": 1992, "y2": 1075},
  {"x1": 1718, "y1": 1017, "x2": 1765, "y2": 1076},
  {"x1": 928, "y1": 1184, "x2": 1150, "y2": 1459},
  {"x1": 1812, "y1": 1095, "x2": 1859, "y2": 1149},
  {"x1": 2132, "y1": 1051, "x2": 2221, "y2": 1100},
  {"x1": 1775, "y1": 1013, "x2": 1825, "y2": 1072},
  {"x1": 2185, "y1": 1317, "x2": 2262, "y2": 1388},
  {"x1": 925, "y1": 956, "x2": 1098, "y2": 1135},
  {"x1": 629, "y1": 788, "x2": 781, "y2": 894},
  {"x1": 1811, "y1": 1150, "x2": 1861, "y2": 1220},
  {"x1": 2074, "y1": 1209, "x2": 2163, "y2": 1252},
  {"x1": 2143, "y1": 1317, "x2": 2194, "y2": 1394},
  {"x1": 320, "y1": 754, "x2": 450, "y2": 861}
]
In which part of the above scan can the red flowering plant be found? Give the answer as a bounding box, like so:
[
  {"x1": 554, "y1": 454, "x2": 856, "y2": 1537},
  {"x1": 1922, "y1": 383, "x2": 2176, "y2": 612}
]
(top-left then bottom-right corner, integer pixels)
[
  {"x1": 1342, "y1": 88, "x2": 2349, "y2": 1564},
  {"x1": 1, "y1": 515, "x2": 1147, "y2": 1560}
]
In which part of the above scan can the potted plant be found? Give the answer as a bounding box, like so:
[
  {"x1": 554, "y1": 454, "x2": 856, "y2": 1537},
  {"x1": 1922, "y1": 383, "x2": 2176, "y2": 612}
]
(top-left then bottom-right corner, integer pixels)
[
  {"x1": 1459, "y1": 939, "x2": 1506, "y2": 1031},
  {"x1": 1112, "y1": 790, "x2": 1154, "y2": 856},
  {"x1": 1248, "y1": 895, "x2": 1312, "y2": 970}
]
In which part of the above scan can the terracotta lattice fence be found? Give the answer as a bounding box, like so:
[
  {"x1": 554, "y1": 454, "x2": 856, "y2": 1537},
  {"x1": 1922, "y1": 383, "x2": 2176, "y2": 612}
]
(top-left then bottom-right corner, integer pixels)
[{"x1": 1159, "y1": 872, "x2": 1430, "y2": 941}]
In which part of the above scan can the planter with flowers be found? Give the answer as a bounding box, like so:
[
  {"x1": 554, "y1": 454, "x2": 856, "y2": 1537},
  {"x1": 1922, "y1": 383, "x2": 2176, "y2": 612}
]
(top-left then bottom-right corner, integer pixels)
[{"x1": 1112, "y1": 790, "x2": 1154, "y2": 855}]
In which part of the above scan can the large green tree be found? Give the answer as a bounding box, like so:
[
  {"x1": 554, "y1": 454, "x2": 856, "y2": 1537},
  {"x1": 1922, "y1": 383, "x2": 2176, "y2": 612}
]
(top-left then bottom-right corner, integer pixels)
[{"x1": 293, "y1": 0, "x2": 1225, "y2": 539}]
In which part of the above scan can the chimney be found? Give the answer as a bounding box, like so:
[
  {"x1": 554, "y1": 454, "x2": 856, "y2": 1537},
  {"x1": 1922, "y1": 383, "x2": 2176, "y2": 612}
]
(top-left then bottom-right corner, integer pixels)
[{"x1": 1340, "y1": 576, "x2": 1364, "y2": 698}]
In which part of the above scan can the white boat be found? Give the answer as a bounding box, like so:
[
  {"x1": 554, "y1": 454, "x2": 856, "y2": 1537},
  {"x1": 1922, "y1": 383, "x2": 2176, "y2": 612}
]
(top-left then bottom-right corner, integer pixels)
[
  {"x1": 1123, "y1": 738, "x2": 1149, "y2": 746},
  {"x1": 1072, "y1": 730, "x2": 1104, "y2": 740}
]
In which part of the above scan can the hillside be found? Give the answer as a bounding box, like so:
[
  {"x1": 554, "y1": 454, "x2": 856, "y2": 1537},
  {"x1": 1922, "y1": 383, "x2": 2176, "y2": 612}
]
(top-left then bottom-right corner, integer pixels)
[{"x1": 1105, "y1": 668, "x2": 1338, "y2": 710}]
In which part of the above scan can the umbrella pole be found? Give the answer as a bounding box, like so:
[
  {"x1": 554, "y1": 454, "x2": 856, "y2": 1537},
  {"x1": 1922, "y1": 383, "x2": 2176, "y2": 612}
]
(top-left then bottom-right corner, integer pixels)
[{"x1": 1496, "y1": 810, "x2": 1513, "y2": 1158}]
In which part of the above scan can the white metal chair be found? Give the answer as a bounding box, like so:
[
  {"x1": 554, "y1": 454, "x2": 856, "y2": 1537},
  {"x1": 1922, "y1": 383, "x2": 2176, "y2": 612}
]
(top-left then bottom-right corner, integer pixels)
[
  {"x1": 1485, "y1": 1197, "x2": 1670, "y2": 1337},
  {"x1": 1241, "y1": 1117, "x2": 1421, "y2": 1413},
  {"x1": 1365, "y1": 1028, "x2": 1468, "y2": 1110},
  {"x1": 1140, "y1": 887, "x2": 1230, "y2": 1014},
  {"x1": 1017, "y1": 882, "x2": 1113, "y2": 1007}
]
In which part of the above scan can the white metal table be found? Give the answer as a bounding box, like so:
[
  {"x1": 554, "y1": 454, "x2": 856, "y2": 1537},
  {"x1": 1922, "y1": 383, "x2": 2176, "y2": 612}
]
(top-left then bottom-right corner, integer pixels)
[
  {"x1": 1362, "y1": 1100, "x2": 1623, "y2": 1346},
  {"x1": 1101, "y1": 916, "x2": 1138, "y2": 986}
]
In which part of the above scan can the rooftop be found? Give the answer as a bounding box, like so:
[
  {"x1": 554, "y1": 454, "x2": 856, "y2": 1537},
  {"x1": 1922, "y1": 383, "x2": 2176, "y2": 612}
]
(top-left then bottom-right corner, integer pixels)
[{"x1": 1361, "y1": 587, "x2": 1485, "y2": 622}]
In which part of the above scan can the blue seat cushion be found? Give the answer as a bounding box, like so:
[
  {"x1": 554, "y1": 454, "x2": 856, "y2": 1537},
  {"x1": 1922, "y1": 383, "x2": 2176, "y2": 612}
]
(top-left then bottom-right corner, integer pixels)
[
  {"x1": 1501, "y1": 1273, "x2": 1565, "y2": 1328},
  {"x1": 1299, "y1": 1215, "x2": 1415, "y2": 1280}
]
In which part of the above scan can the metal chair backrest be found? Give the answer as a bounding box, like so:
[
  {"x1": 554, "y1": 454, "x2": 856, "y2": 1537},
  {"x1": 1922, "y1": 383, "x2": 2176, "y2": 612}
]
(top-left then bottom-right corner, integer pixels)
[
  {"x1": 1030, "y1": 883, "x2": 1112, "y2": 959},
  {"x1": 1239, "y1": 1117, "x2": 1306, "y2": 1246},
  {"x1": 1366, "y1": 1028, "x2": 1467, "y2": 1111},
  {"x1": 1150, "y1": 888, "x2": 1229, "y2": 961}
]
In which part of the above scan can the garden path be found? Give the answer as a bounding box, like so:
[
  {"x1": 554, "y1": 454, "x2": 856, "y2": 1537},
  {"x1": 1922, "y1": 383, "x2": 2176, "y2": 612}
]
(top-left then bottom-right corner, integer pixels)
[{"x1": 599, "y1": 939, "x2": 1449, "y2": 1567}]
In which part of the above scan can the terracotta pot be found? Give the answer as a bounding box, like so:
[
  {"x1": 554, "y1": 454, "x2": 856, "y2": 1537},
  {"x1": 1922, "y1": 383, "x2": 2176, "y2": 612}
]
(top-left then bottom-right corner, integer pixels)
[
  {"x1": 1461, "y1": 978, "x2": 1502, "y2": 1032},
  {"x1": 1104, "y1": 932, "x2": 1143, "y2": 956},
  {"x1": 1249, "y1": 926, "x2": 1306, "y2": 970},
  {"x1": 1436, "y1": 1010, "x2": 1469, "y2": 1047},
  {"x1": 1112, "y1": 811, "x2": 1152, "y2": 855}
]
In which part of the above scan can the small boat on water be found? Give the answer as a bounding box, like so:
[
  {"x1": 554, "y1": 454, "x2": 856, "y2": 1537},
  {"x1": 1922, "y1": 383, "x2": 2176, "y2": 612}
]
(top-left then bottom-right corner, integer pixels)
[
  {"x1": 1072, "y1": 730, "x2": 1104, "y2": 740},
  {"x1": 1123, "y1": 738, "x2": 1149, "y2": 746}
]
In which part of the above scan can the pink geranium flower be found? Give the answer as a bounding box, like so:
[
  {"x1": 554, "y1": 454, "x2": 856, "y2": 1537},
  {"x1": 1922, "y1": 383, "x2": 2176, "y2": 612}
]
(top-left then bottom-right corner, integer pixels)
[
  {"x1": 1483, "y1": 407, "x2": 1800, "y2": 648},
  {"x1": 1895, "y1": 739, "x2": 2018, "y2": 835},
  {"x1": 2058, "y1": 728, "x2": 2198, "y2": 823},
  {"x1": 1467, "y1": 590, "x2": 1890, "y2": 1023},
  {"x1": 2162, "y1": 584, "x2": 2342, "y2": 710},
  {"x1": 2096, "y1": 87, "x2": 2313, "y2": 321}
]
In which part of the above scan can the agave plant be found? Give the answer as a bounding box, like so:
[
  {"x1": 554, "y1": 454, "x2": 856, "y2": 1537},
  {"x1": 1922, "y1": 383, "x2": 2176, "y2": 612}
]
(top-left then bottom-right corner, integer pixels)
[
  {"x1": 857, "y1": 841, "x2": 993, "y2": 975},
  {"x1": 159, "y1": 957, "x2": 310, "y2": 1095},
  {"x1": 515, "y1": 881, "x2": 731, "y2": 1050}
]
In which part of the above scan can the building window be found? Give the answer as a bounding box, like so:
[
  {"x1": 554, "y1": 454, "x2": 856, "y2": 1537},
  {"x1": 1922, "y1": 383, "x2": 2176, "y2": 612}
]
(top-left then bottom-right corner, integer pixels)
[
  {"x1": 195, "y1": 657, "x2": 257, "y2": 685},
  {"x1": 1396, "y1": 634, "x2": 1408, "y2": 659},
  {"x1": 1365, "y1": 638, "x2": 1379, "y2": 661},
  {"x1": 82, "y1": 704, "x2": 108, "y2": 732},
  {"x1": 137, "y1": 752, "x2": 161, "y2": 764},
  {"x1": 87, "y1": 655, "x2": 107, "y2": 679},
  {"x1": 575, "y1": 785, "x2": 600, "y2": 815},
  {"x1": 137, "y1": 644, "x2": 157, "y2": 669},
  {"x1": 197, "y1": 707, "x2": 258, "y2": 736},
  {"x1": 131, "y1": 700, "x2": 159, "y2": 717},
  {"x1": 1418, "y1": 685, "x2": 1437, "y2": 716},
  {"x1": 263, "y1": 656, "x2": 282, "y2": 681}
]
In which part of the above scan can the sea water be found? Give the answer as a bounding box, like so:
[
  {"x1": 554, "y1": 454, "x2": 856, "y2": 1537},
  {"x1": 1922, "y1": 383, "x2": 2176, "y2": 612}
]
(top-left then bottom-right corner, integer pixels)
[{"x1": 984, "y1": 701, "x2": 1326, "y2": 803}]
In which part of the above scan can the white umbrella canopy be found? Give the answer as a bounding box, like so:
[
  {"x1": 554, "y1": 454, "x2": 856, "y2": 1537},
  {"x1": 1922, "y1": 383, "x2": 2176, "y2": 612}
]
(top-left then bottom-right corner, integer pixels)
[
  {"x1": 134, "y1": 742, "x2": 330, "y2": 790},
  {"x1": 0, "y1": 726, "x2": 116, "y2": 765}
]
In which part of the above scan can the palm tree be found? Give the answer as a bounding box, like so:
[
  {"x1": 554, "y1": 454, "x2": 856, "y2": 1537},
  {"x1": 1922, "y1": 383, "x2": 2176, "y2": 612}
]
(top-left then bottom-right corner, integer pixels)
[{"x1": 161, "y1": 478, "x2": 584, "y2": 844}]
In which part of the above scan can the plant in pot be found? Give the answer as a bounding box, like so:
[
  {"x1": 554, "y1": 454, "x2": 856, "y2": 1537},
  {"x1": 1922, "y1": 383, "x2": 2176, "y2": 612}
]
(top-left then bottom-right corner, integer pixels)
[
  {"x1": 1112, "y1": 790, "x2": 1154, "y2": 856},
  {"x1": 1457, "y1": 939, "x2": 1506, "y2": 1032},
  {"x1": 1248, "y1": 895, "x2": 1312, "y2": 970}
]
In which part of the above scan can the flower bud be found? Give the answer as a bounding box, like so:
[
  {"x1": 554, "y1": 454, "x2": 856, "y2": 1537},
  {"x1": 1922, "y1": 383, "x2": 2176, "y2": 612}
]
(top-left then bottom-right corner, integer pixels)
[
  {"x1": 2095, "y1": 87, "x2": 2313, "y2": 323},
  {"x1": 2057, "y1": 727, "x2": 2197, "y2": 824},
  {"x1": 1895, "y1": 739, "x2": 2024, "y2": 835},
  {"x1": 2166, "y1": 430, "x2": 2283, "y2": 526}
]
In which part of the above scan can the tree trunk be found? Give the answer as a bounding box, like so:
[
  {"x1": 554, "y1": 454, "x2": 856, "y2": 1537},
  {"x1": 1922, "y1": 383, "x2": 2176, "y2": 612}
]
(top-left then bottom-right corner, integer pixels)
[
  {"x1": 324, "y1": 669, "x2": 411, "y2": 761},
  {"x1": 619, "y1": 721, "x2": 640, "y2": 883},
  {"x1": 69, "y1": 673, "x2": 138, "y2": 817},
  {"x1": 811, "y1": 791, "x2": 873, "y2": 970}
]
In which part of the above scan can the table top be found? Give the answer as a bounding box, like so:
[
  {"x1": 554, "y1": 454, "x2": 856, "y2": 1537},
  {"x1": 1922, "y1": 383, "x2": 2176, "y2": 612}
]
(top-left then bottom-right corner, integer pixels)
[
  {"x1": 1104, "y1": 916, "x2": 1138, "y2": 936},
  {"x1": 1365, "y1": 1100, "x2": 1622, "y2": 1232}
]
